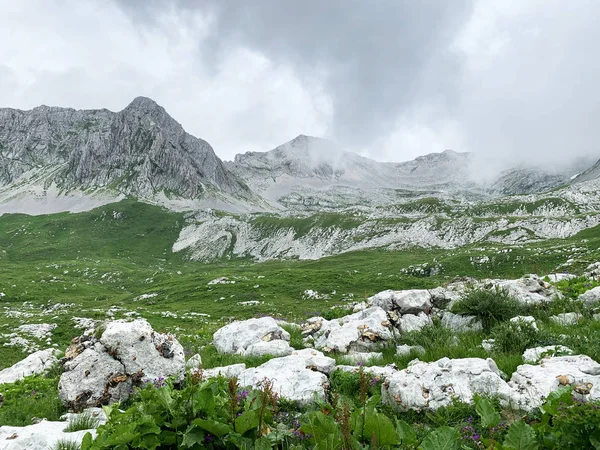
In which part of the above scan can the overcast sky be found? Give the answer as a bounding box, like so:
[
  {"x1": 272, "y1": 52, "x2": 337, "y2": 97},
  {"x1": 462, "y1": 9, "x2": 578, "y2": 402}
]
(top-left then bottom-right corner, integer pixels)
[{"x1": 1, "y1": 1, "x2": 599, "y2": 166}]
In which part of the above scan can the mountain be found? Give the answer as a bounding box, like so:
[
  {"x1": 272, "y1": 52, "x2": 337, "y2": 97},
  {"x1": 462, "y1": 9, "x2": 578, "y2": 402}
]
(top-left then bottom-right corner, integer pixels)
[
  {"x1": 0, "y1": 97, "x2": 252, "y2": 202},
  {"x1": 572, "y1": 158, "x2": 600, "y2": 184},
  {"x1": 226, "y1": 135, "x2": 480, "y2": 209}
]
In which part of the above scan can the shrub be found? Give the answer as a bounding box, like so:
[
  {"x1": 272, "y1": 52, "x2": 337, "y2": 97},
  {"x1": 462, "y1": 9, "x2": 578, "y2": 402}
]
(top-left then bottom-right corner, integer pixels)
[
  {"x1": 452, "y1": 288, "x2": 522, "y2": 331},
  {"x1": 490, "y1": 320, "x2": 540, "y2": 353}
]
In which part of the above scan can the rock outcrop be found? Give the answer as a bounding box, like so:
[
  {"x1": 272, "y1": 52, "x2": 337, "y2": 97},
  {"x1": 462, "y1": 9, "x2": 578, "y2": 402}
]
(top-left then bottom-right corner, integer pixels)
[
  {"x1": 58, "y1": 319, "x2": 185, "y2": 410},
  {"x1": 213, "y1": 317, "x2": 293, "y2": 357},
  {"x1": 0, "y1": 349, "x2": 59, "y2": 384}
]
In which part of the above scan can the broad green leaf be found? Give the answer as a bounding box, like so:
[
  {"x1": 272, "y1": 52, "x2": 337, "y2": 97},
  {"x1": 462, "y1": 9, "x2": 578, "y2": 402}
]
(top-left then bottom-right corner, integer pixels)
[
  {"x1": 355, "y1": 407, "x2": 399, "y2": 446},
  {"x1": 192, "y1": 418, "x2": 233, "y2": 437},
  {"x1": 418, "y1": 426, "x2": 461, "y2": 450},
  {"x1": 235, "y1": 409, "x2": 261, "y2": 435},
  {"x1": 255, "y1": 437, "x2": 273, "y2": 450},
  {"x1": 475, "y1": 397, "x2": 501, "y2": 428},
  {"x1": 181, "y1": 426, "x2": 205, "y2": 448},
  {"x1": 540, "y1": 386, "x2": 572, "y2": 416},
  {"x1": 193, "y1": 386, "x2": 215, "y2": 415},
  {"x1": 503, "y1": 420, "x2": 538, "y2": 450},
  {"x1": 396, "y1": 419, "x2": 418, "y2": 445},
  {"x1": 591, "y1": 429, "x2": 600, "y2": 450},
  {"x1": 80, "y1": 432, "x2": 94, "y2": 450}
]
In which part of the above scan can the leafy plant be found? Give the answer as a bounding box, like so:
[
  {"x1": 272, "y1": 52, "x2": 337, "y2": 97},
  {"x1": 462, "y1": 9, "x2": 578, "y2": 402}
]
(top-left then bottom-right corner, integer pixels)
[
  {"x1": 452, "y1": 288, "x2": 522, "y2": 331},
  {"x1": 490, "y1": 320, "x2": 540, "y2": 354}
]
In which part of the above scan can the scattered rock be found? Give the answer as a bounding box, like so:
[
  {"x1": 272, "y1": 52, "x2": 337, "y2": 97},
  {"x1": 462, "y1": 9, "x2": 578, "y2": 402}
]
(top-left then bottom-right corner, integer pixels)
[
  {"x1": 335, "y1": 364, "x2": 398, "y2": 379},
  {"x1": 522, "y1": 346, "x2": 574, "y2": 364},
  {"x1": 213, "y1": 317, "x2": 292, "y2": 356},
  {"x1": 368, "y1": 289, "x2": 432, "y2": 314},
  {"x1": 238, "y1": 349, "x2": 335, "y2": 404},
  {"x1": 441, "y1": 312, "x2": 483, "y2": 332},
  {"x1": 0, "y1": 349, "x2": 59, "y2": 384},
  {"x1": 509, "y1": 315, "x2": 538, "y2": 331},
  {"x1": 491, "y1": 276, "x2": 559, "y2": 305},
  {"x1": 509, "y1": 355, "x2": 600, "y2": 410},
  {"x1": 481, "y1": 339, "x2": 495, "y2": 352},
  {"x1": 396, "y1": 344, "x2": 426, "y2": 358},
  {"x1": 304, "y1": 307, "x2": 394, "y2": 354},
  {"x1": 579, "y1": 287, "x2": 600, "y2": 305},
  {"x1": 398, "y1": 312, "x2": 432, "y2": 333},
  {"x1": 0, "y1": 409, "x2": 102, "y2": 449},
  {"x1": 343, "y1": 352, "x2": 383, "y2": 364},
  {"x1": 200, "y1": 364, "x2": 247, "y2": 379},
  {"x1": 382, "y1": 357, "x2": 513, "y2": 411},
  {"x1": 186, "y1": 354, "x2": 202, "y2": 370},
  {"x1": 58, "y1": 319, "x2": 185, "y2": 410},
  {"x1": 550, "y1": 312, "x2": 582, "y2": 326}
]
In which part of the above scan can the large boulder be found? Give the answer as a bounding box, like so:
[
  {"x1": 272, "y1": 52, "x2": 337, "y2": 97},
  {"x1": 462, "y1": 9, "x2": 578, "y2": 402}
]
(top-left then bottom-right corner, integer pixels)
[
  {"x1": 509, "y1": 355, "x2": 600, "y2": 410},
  {"x1": 441, "y1": 312, "x2": 483, "y2": 332},
  {"x1": 238, "y1": 349, "x2": 335, "y2": 404},
  {"x1": 368, "y1": 290, "x2": 432, "y2": 314},
  {"x1": 579, "y1": 287, "x2": 600, "y2": 306},
  {"x1": 398, "y1": 312, "x2": 432, "y2": 333},
  {"x1": 303, "y1": 307, "x2": 395, "y2": 353},
  {"x1": 58, "y1": 319, "x2": 185, "y2": 410},
  {"x1": 491, "y1": 276, "x2": 559, "y2": 305},
  {"x1": 0, "y1": 349, "x2": 59, "y2": 384},
  {"x1": 382, "y1": 357, "x2": 513, "y2": 411},
  {"x1": 213, "y1": 317, "x2": 292, "y2": 356}
]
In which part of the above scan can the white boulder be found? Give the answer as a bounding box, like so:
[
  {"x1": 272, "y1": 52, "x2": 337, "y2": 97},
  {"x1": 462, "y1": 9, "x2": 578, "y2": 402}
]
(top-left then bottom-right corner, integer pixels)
[
  {"x1": 0, "y1": 418, "x2": 96, "y2": 450},
  {"x1": 213, "y1": 317, "x2": 291, "y2": 356},
  {"x1": 308, "y1": 307, "x2": 395, "y2": 354},
  {"x1": 58, "y1": 319, "x2": 185, "y2": 410},
  {"x1": 579, "y1": 287, "x2": 600, "y2": 305},
  {"x1": 368, "y1": 289, "x2": 431, "y2": 314},
  {"x1": 522, "y1": 346, "x2": 574, "y2": 364},
  {"x1": 238, "y1": 349, "x2": 335, "y2": 403},
  {"x1": 199, "y1": 364, "x2": 247, "y2": 379},
  {"x1": 509, "y1": 355, "x2": 600, "y2": 410},
  {"x1": 398, "y1": 312, "x2": 432, "y2": 333},
  {"x1": 441, "y1": 312, "x2": 483, "y2": 332},
  {"x1": 342, "y1": 352, "x2": 383, "y2": 364},
  {"x1": 382, "y1": 357, "x2": 513, "y2": 411},
  {"x1": 510, "y1": 316, "x2": 538, "y2": 331},
  {"x1": 0, "y1": 349, "x2": 59, "y2": 384},
  {"x1": 550, "y1": 312, "x2": 582, "y2": 326},
  {"x1": 396, "y1": 344, "x2": 426, "y2": 357},
  {"x1": 335, "y1": 364, "x2": 398, "y2": 380},
  {"x1": 492, "y1": 276, "x2": 558, "y2": 305}
]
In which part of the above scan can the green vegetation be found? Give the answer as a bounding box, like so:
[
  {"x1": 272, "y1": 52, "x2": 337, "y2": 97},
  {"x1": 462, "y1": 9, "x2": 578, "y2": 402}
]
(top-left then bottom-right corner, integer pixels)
[
  {"x1": 75, "y1": 374, "x2": 600, "y2": 449},
  {"x1": 0, "y1": 374, "x2": 65, "y2": 426},
  {"x1": 451, "y1": 288, "x2": 523, "y2": 331},
  {"x1": 64, "y1": 413, "x2": 100, "y2": 432}
]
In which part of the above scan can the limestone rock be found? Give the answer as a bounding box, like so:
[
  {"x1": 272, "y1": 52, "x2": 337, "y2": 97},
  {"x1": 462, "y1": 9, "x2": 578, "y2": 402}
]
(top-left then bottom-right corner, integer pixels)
[
  {"x1": 343, "y1": 352, "x2": 383, "y2": 364},
  {"x1": 382, "y1": 357, "x2": 513, "y2": 411},
  {"x1": 579, "y1": 286, "x2": 600, "y2": 305},
  {"x1": 509, "y1": 355, "x2": 600, "y2": 410},
  {"x1": 213, "y1": 317, "x2": 291, "y2": 356},
  {"x1": 58, "y1": 319, "x2": 185, "y2": 410},
  {"x1": 306, "y1": 307, "x2": 395, "y2": 354},
  {"x1": 0, "y1": 349, "x2": 59, "y2": 384},
  {"x1": 368, "y1": 289, "x2": 432, "y2": 314},
  {"x1": 550, "y1": 312, "x2": 582, "y2": 326},
  {"x1": 335, "y1": 364, "x2": 398, "y2": 380},
  {"x1": 398, "y1": 312, "x2": 432, "y2": 333},
  {"x1": 441, "y1": 312, "x2": 483, "y2": 332},
  {"x1": 509, "y1": 315, "x2": 538, "y2": 331},
  {"x1": 186, "y1": 354, "x2": 202, "y2": 370},
  {"x1": 491, "y1": 276, "x2": 559, "y2": 305},
  {"x1": 396, "y1": 344, "x2": 426, "y2": 357},
  {"x1": 238, "y1": 349, "x2": 335, "y2": 404},
  {"x1": 191, "y1": 363, "x2": 247, "y2": 380},
  {"x1": 522, "y1": 346, "x2": 574, "y2": 364}
]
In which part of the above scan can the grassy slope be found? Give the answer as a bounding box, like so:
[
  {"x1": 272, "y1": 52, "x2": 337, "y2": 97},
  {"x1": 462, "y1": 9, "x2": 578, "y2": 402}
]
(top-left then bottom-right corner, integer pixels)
[{"x1": 0, "y1": 199, "x2": 599, "y2": 371}]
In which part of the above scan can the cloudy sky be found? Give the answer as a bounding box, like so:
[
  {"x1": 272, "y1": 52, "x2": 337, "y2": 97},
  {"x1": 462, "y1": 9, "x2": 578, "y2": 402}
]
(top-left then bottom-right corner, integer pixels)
[{"x1": 1, "y1": 1, "x2": 599, "y2": 166}]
